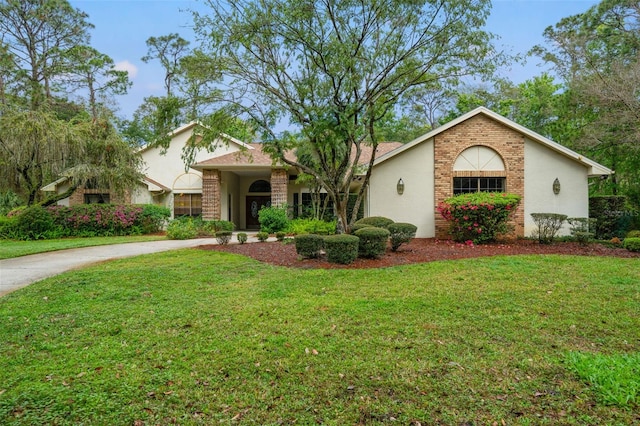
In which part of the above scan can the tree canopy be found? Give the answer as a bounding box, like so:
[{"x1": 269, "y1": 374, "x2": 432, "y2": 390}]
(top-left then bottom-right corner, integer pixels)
[
  {"x1": 184, "y1": 0, "x2": 504, "y2": 229},
  {"x1": 0, "y1": 0, "x2": 141, "y2": 205}
]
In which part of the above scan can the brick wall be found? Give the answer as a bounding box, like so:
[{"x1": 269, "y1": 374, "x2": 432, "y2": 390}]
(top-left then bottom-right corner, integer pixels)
[
  {"x1": 434, "y1": 114, "x2": 525, "y2": 239},
  {"x1": 68, "y1": 188, "x2": 130, "y2": 206},
  {"x1": 270, "y1": 169, "x2": 288, "y2": 207},
  {"x1": 202, "y1": 169, "x2": 221, "y2": 220}
]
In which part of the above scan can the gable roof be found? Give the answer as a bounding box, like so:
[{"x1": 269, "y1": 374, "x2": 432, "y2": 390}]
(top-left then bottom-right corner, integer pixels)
[
  {"x1": 374, "y1": 106, "x2": 613, "y2": 177},
  {"x1": 191, "y1": 142, "x2": 403, "y2": 171},
  {"x1": 138, "y1": 121, "x2": 253, "y2": 154}
]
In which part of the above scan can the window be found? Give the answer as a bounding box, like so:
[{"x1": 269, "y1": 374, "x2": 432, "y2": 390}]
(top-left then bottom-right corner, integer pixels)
[
  {"x1": 174, "y1": 194, "x2": 202, "y2": 217},
  {"x1": 84, "y1": 193, "x2": 110, "y2": 204},
  {"x1": 453, "y1": 177, "x2": 505, "y2": 195},
  {"x1": 248, "y1": 180, "x2": 271, "y2": 193}
]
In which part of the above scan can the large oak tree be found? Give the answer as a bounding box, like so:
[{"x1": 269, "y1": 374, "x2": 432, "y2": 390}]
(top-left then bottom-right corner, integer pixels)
[{"x1": 187, "y1": 0, "x2": 504, "y2": 230}]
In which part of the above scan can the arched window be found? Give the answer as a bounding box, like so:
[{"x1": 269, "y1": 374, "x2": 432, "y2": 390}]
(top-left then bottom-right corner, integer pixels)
[
  {"x1": 248, "y1": 179, "x2": 271, "y2": 193},
  {"x1": 453, "y1": 146, "x2": 506, "y2": 195}
]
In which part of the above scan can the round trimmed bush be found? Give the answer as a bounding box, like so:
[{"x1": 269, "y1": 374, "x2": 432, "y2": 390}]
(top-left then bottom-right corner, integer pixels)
[
  {"x1": 256, "y1": 231, "x2": 269, "y2": 242},
  {"x1": 354, "y1": 226, "x2": 390, "y2": 259},
  {"x1": 623, "y1": 237, "x2": 640, "y2": 252},
  {"x1": 237, "y1": 232, "x2": 248, "y2": 244},
  {"x1": 324, "y1": 234, "x2": 359, "y2": 264},
  {"x1": 354, "y1": 216, "x2": 394, "y2": 229},
  {"x1": 349, "y1": 223, "x2": 374, "y2": 234},
  {"x1": 216, "y1": 230, "x2": 232, "y2": 245},
  {"x1": 388, "y1": 222, "x2": 417, "y2": 252},
  {"x1": 295, "y1": 234, "x2": 325, "y2": 259}
]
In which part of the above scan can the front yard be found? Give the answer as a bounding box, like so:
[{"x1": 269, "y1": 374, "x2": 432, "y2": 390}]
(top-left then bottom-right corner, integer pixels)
[{"x1": 0, "y1": 250, "x2": 638, "y2": 424}]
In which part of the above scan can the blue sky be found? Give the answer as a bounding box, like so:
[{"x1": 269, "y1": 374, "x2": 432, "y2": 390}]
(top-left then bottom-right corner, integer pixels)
[{"x1": 69, "y1": 0, "x2": 599, "y2": 120}]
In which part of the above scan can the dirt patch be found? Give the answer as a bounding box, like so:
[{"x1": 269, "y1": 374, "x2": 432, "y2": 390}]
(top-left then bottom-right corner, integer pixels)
[{"x1": 199, "y1": 238, "x2": 639, "y2": 269}]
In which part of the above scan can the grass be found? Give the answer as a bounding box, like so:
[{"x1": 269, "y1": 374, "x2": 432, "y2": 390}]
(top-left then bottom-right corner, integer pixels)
[
  {"x1": 0, "y1": 250, "x2": 638, "y2": 424},
  {"x1": 0, "y1": 235, "x2": 167, "y2": 259}
]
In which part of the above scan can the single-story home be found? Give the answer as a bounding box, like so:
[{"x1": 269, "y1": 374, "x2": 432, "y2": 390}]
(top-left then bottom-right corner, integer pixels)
[{"x1": 43, "y1": 106, "x2": 612, "y2": 238}]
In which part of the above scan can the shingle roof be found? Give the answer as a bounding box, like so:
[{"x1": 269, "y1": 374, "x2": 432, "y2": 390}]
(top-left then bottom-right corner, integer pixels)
[{"x1": 192, "y1": 142, "x2": 403, "y2": 170}]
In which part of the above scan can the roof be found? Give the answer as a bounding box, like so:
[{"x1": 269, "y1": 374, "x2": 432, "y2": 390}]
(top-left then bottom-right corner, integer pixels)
[
  {"x1": 373, "y1": 106, "x2": 613, "y2": 177},
  {"x1": 137, "y1": 121, "x2": 253, "y2": 154},
  {"x1": 191, "y1": 142, "x2": 403, "y2": 171}
]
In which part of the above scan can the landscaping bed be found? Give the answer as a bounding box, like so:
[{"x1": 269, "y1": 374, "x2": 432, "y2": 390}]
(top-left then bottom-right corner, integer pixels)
[{"x1": 201, "y1": 238, "x2": 640, "y2": 269}]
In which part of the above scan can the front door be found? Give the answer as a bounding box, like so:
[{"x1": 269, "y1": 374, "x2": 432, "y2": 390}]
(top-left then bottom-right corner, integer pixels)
[{"x1": 246, "y1": 196, "x2": 271, "y2": 229}]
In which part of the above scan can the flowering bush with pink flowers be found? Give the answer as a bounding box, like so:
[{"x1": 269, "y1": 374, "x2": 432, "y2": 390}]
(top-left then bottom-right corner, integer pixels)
[
  {"x1": 46, "y1": 204, "x2": 168, "y2": 237},
  {"x1": 437, "y1": 192, "x2": 521, "y2": 244}
]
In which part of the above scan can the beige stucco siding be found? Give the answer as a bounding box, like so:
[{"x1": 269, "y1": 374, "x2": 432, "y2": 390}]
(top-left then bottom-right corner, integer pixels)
[
  {"x1": 524, "y1": 139, "x2": 589, "y2": 236},
  {"x1": 369, "y1": 139, "x2": 435, "y2": 238}
]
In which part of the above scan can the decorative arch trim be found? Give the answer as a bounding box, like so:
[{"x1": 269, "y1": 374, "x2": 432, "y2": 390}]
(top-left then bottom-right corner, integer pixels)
[
  {"x1": 453, "y1": 145, "x2": 505, "y2": 172},
  {"x1": 248, "y1": 179, "x2": 271, "y2": 193}
]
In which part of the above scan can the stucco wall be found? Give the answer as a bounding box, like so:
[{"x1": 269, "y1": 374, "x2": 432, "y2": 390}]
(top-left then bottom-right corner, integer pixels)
[
  {"x1": 524, "y1": 139, "x2": 589, "y2": 236},
  {"x1": 139, "y1": 130, "x2": 242, "y2": 193},
  {"x1": 369, "y1": 140, "x2": 435, "y2": 238}
]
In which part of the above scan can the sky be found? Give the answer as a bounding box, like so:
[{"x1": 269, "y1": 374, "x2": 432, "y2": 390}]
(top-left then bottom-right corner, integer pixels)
[{"x1": 68, "y1": 0, "x2": 600, "y2": 121}]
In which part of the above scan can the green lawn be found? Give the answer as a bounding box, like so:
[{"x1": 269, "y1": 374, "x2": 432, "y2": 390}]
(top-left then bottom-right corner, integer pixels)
[
  {"x1": 0, "y1": 250, "x2": 638, "y2": 424},
  {"x1": 0, "y1": 235, "x2": 167, "y2": 259}
]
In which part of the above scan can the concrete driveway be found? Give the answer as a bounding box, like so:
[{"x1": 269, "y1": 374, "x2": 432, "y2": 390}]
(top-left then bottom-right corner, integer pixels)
[{"x1": 0, "y1": 238, "x2": 222, "y2": 298}]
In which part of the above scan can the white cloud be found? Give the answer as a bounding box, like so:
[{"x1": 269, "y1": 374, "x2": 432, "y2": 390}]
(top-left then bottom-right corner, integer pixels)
[{"x1": 114, "y1": 60, "x2": 138, "y2": 79}]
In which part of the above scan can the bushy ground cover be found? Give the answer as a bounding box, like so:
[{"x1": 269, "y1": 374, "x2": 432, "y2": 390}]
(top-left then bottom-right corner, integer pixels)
[{"x1": 0, "y1": 251, "x2": 638, "y2": 424}]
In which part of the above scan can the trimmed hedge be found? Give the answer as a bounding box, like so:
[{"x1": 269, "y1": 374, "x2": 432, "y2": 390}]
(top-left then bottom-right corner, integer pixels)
[
  {"x1": 623, "y1": 237, "x2": 640, "y2": 252},
  {"x1": 349, "y1": 223, "x2": 374, "y2": 234},
  {"x1": 237, "y1": 232, "x2": 248, "y2": 244},
  {"x1": 388, "y1": 222, "x2": 417, "y2": 251},
  {"x1": 354, "y1": 216, "x2": 394, "y2": 229},
  {"x1": 256, "y1": 232, "x2": 269, "y2": 242},
  {"x1": 295, "y1": 234, "x2": 325, "y2": 259},
  {"x1": 354, "y1": 226, "x2": 390, "y2": 258},
  {"x1": 324, "y1": 234, "x2": 359, "y2": 264}
]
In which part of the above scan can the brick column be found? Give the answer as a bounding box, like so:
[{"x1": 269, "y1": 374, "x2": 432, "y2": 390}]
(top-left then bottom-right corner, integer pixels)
[
  {"x1": 434, "y1": 115, "x2": 525, "y2": 239},
  {"x1": 270, "y1": 169, "x2": 288, "y2": 207},
  {"x1": 202, "y1": 169, "x2": 221, "y2": 220}
]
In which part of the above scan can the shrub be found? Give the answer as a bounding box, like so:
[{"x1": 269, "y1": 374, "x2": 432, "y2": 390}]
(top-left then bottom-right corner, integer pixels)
[
  {"x1": 0, "y1": 215, "x2": 18, "y2": 239},
  {"x1": 138, "y1": 204, "x2": 170, "y2": 234},
  {"x1": 354, "y1": 216, "x2": 394, "y2": 229},
  {"x1": 286, "y1": 218, "x2": 336, "y2": 235},
  {"x1": 14, "y1": 205, "x2": 56, "y2": 240},
  {"x1": 0, "y1": 191, "x2": 22, "y2": 216},
  {"x1": 623, "y1": 237, "x2": 640, "y2": 252},
  {"x1": 275, "y1": 231, "x2": 286, "y2": 241},
  {"x1": 531, "y1": 213, "x2": 567, "y2": 244},
  {"x1": 47, "y1": 204, "x2": 143, "y2": 237},
  {"x1": 295, "y1": 234, "x2": 325, "y2": 259},
  {"x1": 354, "y1": 226, "x2": 390, "y2": 258},
  {"x1": 589, "y1": 196, "x2": 630, "y2": 239},
  {"x1": 438, "y1": 192, "x2": 521, "y2": 244},
  {"x1": 349, "y1": 223, "x2": 374, "y2": 234},
  {"x1": 388, "y1": 222, "x2": 417, "y2": 252},
  {"x1": 626, "y1": 230, "x2": 640, "y2": 239},
  {"x1": 237, "y1": 232, "x2": 248, "y2": 244},
  {"x1": 216, "y1": 230, "x2": 232, "y2": 245},
  {"x1": 166, "y1": 218, "x2": 198, "y2": 240},
  {"x1": 256, "y1": 231, "x2": 269, "y2": 242},
  {"x1": 258, "y1": 205, "x2": 289, "y2": 233},
  {"x1": 567, "y1": 217, "x2": 596, "y2": 246},
  {"x1": 324, "y1": 234, "x2": 359, "y2": 264}
]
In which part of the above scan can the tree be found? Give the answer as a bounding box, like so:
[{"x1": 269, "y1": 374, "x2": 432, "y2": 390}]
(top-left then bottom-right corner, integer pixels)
[
  {"x1": 533, "y1": 0, "x2": 640, "y2": 203},
  {"x1": 63, "y1": 46, "x2": 131, "y2": 120},
  {"x1": 0, "y1": 0, "x2": 141, "y2": 205},
  {"x1": 189, "y1": 0, "x2": 504, "y2": 230},
  {"x1": 0, "y1": 0, "x2": 92, "y2": 109},
  {"x1": 142, "y1": 33, "x2": 190, "y2": 97}
]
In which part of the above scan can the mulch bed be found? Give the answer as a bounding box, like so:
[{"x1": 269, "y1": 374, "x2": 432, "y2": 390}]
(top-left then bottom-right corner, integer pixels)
[{"x1": 199, "y1": 238, "x2": 640, "y2": 269}]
